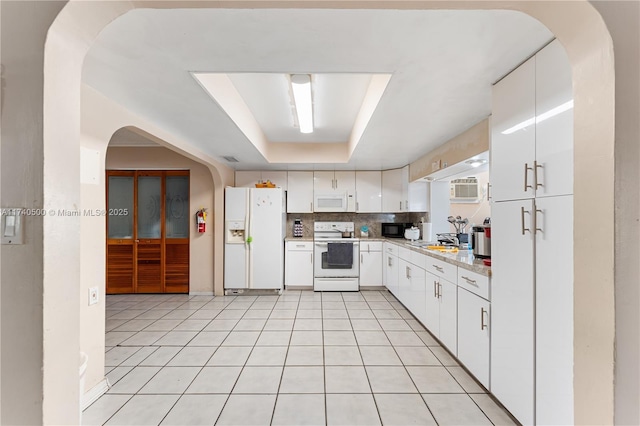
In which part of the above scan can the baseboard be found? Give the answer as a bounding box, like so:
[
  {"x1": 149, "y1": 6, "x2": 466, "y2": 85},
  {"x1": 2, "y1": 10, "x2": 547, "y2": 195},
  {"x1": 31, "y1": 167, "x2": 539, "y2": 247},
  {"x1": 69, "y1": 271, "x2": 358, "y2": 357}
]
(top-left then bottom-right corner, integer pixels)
[
  {"x1": 189, "y1": 291, "x2": 214, "y2": 296},
  {"x1": 82, "y1": 378, "x2": 110, "y2": 410}
]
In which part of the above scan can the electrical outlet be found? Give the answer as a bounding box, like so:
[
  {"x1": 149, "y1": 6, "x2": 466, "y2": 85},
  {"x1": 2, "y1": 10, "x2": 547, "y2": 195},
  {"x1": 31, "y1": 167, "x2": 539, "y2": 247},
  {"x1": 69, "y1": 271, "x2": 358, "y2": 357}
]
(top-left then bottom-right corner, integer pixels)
[{"x1": 88, "y1": 287, "x2": 99, "y2": 305}]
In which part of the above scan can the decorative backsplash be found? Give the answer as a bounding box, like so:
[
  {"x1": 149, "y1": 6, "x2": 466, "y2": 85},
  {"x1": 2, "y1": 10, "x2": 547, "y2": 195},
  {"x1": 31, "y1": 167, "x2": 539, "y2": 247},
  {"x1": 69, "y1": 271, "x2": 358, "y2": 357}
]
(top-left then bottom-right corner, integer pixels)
[{"x1": 286, "y1": 212, "x2": 429, "y2": 238}]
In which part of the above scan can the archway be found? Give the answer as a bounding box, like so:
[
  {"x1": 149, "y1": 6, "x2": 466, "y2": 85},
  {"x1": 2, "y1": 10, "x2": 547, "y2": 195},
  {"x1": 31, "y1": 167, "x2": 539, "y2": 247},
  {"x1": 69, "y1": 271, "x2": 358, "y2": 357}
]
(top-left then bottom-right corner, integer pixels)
[{"x1": 35, "y1": 1, "x2": 618, "y2": 424}]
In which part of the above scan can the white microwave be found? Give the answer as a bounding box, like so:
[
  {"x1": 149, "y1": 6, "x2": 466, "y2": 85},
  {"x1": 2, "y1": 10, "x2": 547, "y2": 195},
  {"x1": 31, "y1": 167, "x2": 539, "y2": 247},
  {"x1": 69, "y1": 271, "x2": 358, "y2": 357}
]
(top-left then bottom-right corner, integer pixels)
[{"x1": 314, "y1": 192, "x2": 354, "y2": 212}]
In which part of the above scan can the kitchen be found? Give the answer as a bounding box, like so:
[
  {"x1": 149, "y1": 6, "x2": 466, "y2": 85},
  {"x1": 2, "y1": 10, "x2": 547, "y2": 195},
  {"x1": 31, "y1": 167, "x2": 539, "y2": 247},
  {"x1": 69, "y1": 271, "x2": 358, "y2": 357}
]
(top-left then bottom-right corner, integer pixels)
[{"x1": 88, "y1": 7, "x2": 574, "y2": 426}]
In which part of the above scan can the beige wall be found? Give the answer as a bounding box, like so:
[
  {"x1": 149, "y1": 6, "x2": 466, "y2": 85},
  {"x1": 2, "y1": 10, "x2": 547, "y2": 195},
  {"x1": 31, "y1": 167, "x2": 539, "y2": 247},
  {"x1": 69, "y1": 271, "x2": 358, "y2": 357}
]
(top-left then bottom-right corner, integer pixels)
[
  {"x1": 0, "y1": 0, "x2": 627, "y2": 424},
  {"x1": 449, "y1": 171, "x2": 491, "y2": 228},
  {"x1": 105, "y1": 146, "x2": 215, "y2": 294}
]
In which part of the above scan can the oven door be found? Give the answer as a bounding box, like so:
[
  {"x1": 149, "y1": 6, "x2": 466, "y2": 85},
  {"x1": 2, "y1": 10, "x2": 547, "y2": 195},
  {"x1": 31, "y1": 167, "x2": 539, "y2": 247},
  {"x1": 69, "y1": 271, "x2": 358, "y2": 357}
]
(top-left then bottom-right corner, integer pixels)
[{"x1": 314, "y1": 241, "x2": 359, "y2": 277}]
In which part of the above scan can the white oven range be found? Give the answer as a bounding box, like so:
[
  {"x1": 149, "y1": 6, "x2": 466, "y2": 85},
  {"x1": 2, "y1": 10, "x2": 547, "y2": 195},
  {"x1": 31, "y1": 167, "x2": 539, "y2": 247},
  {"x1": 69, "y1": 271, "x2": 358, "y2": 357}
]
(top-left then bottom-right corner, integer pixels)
[{"x1": 313, "y1": 222, "x2": 359, "y2": 291}]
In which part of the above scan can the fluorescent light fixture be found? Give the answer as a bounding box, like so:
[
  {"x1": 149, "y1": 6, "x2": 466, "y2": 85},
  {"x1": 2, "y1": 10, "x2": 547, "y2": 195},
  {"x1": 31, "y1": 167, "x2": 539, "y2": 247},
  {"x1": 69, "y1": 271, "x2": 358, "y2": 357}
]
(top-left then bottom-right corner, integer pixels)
[
  {"x1": 465, "y1": 159, "x2": 487, "y2": 168},
  {"x1": 502, "y1": 100, "x2": 574, "y2": 135},
  {"x1": 290, "y1": 74, "x2": 314, "y2": 133}
]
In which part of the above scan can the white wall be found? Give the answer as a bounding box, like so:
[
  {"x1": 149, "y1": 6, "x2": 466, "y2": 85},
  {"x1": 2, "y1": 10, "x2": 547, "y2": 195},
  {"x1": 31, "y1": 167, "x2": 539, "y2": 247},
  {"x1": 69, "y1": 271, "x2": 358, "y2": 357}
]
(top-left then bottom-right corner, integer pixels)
[{"x1": 449, "y1": 171, "x2": 491, "y2": 229}]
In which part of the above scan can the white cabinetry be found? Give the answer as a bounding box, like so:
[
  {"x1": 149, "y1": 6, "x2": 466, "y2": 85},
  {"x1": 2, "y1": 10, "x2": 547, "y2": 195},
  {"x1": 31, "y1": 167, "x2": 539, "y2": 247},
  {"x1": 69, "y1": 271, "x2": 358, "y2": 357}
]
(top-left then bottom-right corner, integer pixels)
[
  {"x1": 397, "y1": 251, "x2": 427, "y2": 325},
  {"x1": 313, "y1": 171, "x2": 355, "y2": 193},
  {"x1": 287, "y1": 171, "x2": 314, "y2": 213},
  {"x1": 457, "y1": 269, "x2": 491, "y2": 390},
  {"x1": 355, "y1": 171, "x2": 382, "y2": 213},
  {"x1": 490, "y1": 39, "x2": 574, "y2": 426},
  {"x1": 425, "y1": 271, "x2": 457, "y2": 355},
  {"x1": 382, "y1": 243, "x2": 399, "y2": 296},
  {"x1": 359, "y1": 241, "x2": 382, "y2": 286},
  {"x1": 236, "y1": 171, "x2": 288, "y2": 190},
  {"x1": 382, "y1": 166, "x2": 427, "y2": 212},
  {"x1": 381, "y1": 168, "x2": 404, "y2": 212},
  {"x1": 285, "y1": 241, "x2": 313, "y2": 287}
]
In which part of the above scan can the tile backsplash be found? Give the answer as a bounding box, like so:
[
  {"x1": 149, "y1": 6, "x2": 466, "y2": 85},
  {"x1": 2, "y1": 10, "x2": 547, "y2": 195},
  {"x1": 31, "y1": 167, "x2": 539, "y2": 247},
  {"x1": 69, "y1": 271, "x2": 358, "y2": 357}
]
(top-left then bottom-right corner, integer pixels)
[{"x1": 286, "y1": 212, "x2": 429, "y2": 238}]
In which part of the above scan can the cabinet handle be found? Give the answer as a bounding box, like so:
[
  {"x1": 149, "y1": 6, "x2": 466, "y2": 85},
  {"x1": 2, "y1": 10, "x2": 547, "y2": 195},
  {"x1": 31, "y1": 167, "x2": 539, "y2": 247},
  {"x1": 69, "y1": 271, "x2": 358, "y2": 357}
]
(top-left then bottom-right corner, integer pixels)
[
  {"x1": 487, "y1": 183, "x2": 491, "y2": 201},
  {"x1": 438, "y1": 283, "x2": 442, "y2": 299},
  {"x1": 521, "y1": 206, "x2": 531, "y2": 235},
  {"x1": 388, "y1": 257, "x2": 392, "y2": 267},
  {"x1": 535, "y1": 206, "x2": 544, "y2": 234},
  {"x1": 461, "y1": 276, "x2": 476, "y2": 284},
  {"x1": 524, "y1": 163, "x2": 534, "y2": 192},
  {"x1": 534, "y1": 161, "x2": 544, "y2": 189},
  {"x1": 405, "y1": 200, "x2": 408, "y2": 210},
  {"x1": 481, "y1": 307, "x2": 488, "y2": 330},
  {"x1": 361, "y1": 254, "x2": 364, "y2": 264},
  {"x1": 399, "y1": 201, "x2": 402, "y2": 210},
  {"x1": 406, "y1": 266, "x2": 411, "y2": 279},
  {"x1": 356, "y1": 202, "x2": 359, "y2": 211},
  {"x1": 310, "y1": 253, "x2": 313, "y2": 264},
  {"x1": 433, "y1": 264, "x2": 443, "y2": 272},
  {"x1": 296, "y1": 244, "x2": 305, "y2": 248},
  {"x1": 310, "y1": 202, "x2": 313, "y2": 212},
  {"x1": 433, "y1": 281, "x2": 438, "y2": 297}
]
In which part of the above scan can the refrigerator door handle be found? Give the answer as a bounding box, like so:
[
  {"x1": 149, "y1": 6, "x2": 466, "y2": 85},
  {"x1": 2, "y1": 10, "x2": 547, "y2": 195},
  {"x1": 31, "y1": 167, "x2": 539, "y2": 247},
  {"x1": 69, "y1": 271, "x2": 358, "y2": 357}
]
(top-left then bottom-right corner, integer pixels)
[{"x1": 246, "y1": 189, "x2": 252, "y2": 289}]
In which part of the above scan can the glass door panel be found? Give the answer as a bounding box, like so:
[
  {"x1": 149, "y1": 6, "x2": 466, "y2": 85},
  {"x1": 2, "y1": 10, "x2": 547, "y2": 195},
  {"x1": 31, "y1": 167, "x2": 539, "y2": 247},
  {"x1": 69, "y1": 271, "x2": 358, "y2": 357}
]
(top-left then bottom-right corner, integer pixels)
[
  {"x1": 165, "y1": 175, "x2": 189, "y2": 239},
  {"x1": 107, "y1": 176, "x2": 134, "y2": 239},
  {"x1": 137, "y1": 176, "x2": 162, "y2": 239}
]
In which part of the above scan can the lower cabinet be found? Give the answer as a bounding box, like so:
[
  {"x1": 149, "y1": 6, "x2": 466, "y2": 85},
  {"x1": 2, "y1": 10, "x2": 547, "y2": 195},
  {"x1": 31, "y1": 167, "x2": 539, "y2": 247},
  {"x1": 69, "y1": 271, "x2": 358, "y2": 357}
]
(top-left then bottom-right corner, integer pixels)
[
  {"x1": 383, "y1": 243, "x2": 399, "y2": 296},
  {"x1": 425, "y1": 272, "x2": 458, "y2": 355},
  {"x1": 398, "y1": 259, "x2": 427, "y2": 324},
  {"x1": 360, "y1": 241, "x2": 383, "y2": 286},
  {"x1": 285, "y1": 241, "x2": 313, "y2": 287},
  {"x1": 457, "y1": 288, "x2": 491, "y2": 388}
]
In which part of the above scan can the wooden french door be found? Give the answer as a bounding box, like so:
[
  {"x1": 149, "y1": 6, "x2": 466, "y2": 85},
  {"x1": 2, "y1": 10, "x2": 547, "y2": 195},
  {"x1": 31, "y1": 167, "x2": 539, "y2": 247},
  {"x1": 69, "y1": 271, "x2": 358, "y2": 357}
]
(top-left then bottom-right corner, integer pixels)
[{"x1": 106, "y1": 170, "x2": 190, "y2": 294}]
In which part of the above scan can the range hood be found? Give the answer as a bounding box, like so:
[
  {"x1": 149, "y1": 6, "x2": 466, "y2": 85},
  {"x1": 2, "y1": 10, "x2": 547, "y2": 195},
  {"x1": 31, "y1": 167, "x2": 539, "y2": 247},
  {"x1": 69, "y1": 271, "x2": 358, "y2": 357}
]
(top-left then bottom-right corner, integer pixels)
[{"x1": 421, "y1": 151, "x2": 489, "y2": 182}]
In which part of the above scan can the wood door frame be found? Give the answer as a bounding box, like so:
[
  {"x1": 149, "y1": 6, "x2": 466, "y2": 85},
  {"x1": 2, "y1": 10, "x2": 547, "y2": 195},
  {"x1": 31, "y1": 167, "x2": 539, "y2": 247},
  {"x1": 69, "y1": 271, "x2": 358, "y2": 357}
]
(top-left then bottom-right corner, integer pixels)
[{"x1": 106, "y1": 169, "x2": 191, "y2": 294}]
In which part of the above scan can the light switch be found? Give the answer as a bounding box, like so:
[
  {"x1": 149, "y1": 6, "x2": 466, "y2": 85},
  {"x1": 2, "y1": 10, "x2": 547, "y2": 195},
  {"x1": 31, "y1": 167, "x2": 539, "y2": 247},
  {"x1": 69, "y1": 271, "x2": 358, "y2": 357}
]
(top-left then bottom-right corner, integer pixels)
[{"x1": 1, "y1": 209, "x2": 23, "y2": 245}]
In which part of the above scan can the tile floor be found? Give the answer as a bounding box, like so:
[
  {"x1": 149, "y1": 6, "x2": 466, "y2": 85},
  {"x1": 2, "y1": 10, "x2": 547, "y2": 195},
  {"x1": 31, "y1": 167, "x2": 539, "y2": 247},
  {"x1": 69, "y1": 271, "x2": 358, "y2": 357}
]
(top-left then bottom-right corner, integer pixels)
[{"x1": 85, "y1": 290, "x2": 517, "y2": 425}]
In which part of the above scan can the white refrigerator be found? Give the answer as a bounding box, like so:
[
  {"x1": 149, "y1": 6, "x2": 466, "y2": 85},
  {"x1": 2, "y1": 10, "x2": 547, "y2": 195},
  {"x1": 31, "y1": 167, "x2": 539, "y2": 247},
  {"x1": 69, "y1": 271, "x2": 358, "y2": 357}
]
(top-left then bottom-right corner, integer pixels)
[{"x1": 224, "y1": 187, "x2": 285, "y2": 291}]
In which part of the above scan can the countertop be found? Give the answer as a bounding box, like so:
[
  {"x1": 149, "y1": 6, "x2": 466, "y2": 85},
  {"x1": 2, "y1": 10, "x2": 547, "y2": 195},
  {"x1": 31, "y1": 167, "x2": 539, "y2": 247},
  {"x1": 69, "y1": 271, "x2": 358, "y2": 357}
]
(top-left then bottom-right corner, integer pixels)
[{"x1": 285, "y1": 236, "x2": 491, "y2": 276}]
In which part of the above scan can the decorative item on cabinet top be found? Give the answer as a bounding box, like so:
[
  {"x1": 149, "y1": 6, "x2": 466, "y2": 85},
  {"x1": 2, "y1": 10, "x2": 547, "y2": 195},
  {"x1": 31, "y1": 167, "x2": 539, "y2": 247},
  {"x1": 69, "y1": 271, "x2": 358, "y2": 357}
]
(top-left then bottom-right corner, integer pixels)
[{"x1": 255, "y1": 180, "x2": 276, "y2": 188}]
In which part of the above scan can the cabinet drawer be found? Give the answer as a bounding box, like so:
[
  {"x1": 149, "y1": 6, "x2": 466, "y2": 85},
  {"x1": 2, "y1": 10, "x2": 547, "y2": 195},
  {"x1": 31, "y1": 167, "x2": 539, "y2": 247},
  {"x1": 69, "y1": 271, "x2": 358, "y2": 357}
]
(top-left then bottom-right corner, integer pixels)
[
  {"x1": 286, "y1": 241, "x2": 313, "y2": 251},
  {"x1": 361, "y1": 241, "x2": 382, "y2": 252},
  {"x1": 410, "y1": 251, "x2": 427, "y2": 269},
  {"x1": 425, "y1": 257, "x2": 457, "y2": 283},
  {"x1": 398, "y1": 246, "x2": 411, "y2": 262},
  {"x1": 383, "y1": 242, "x2": 399, "y2": 256},
  {"x1": 457, "y1": 268, "x2": 490, "y2": 300}
]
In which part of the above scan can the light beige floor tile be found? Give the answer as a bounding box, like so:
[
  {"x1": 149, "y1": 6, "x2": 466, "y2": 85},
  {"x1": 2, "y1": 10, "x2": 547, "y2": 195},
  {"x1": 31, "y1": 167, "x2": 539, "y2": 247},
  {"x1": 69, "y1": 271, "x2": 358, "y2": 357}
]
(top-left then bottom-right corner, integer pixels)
[
  {"x1": 345, "y1": 301, "x2": 370, "y2": 310},
  {"x1": 325, "y1": 366, "x2": 370, "y2": 393},
  {"x1": 143, "y1": 319, "x2": 183, "y2": 332},
  {"x1": 359, "y1": 346, "x2": 402, "y2": 365},
  {"x1": 113, "y1": 319, "x2": 156, "y2": 332},
  {"x1": 293, "y1": 318, "x2": 323, "y2": 330},
  {"x1": 105, "y1": 394, "x2": 179, "y2": 426},
  {"x1": 187, "y1": 310, "x2": 221, "y2": 320},
  {"x1": 233, "y1": 318, "x2": 267, "y2": 331},
  {"x1": 368, "y1": 301, "x2": 393, "y2": 309},
  {"x1": 120, "y1": 331, "x2": 167, "y2": 346},
  {"x1": 295, "y1": 309, "x2": 322, "y2": 319},
  {"x1": 374, "y1": 393, "x2": 437, "y2": 425},
  {"x1": 107, "y1": 366, "x2": 160, "y2": 394},
  {"x1": 186, "y1": 366, "x2": 242, "y2": 394},
  {"x1": 321, "y1": 293, "x2": 343, "y2": 301},
  {"x1": 105, "y1": 346, "x2": 141, "y2": 366},
  {"x1": 290, "y1": 330, "x2": 323, "y2": 345},
  {"x1": 264, "y1": 319, "x2": 295, "y2": 331},
  {"x1": 202, "y1": 319, "x2": 239, "y2": 331},
  {"x1": 206, "y1": 346, "x2": 252, "y2": 366},
  {"x1": 167, "y1": 347, "x2": 216, "y2": 366},
  {"x1": 274, "y1": 301, "x2": 299, "y2": 310},
  {"x1": 415, "y1": 330, "x2": 440, "y2": 346},
  {"x1": 324, "y1": 330, "x2": 357, "y2": 346},
  {"x1": 216, "y1": 394, "x2": 277, "y2": 426},
  {"x1": 215, "y1": 310, "x2": 246, "y2": 320},
  {"x1": 365, "y1": 366, "x2": 418, "y2": 393},
  {"x1": 256, "y1": 330, "x2": 292, "y2": 346},
  {"x1": 246, "y1": 346, "x2": 288, "y2": 366},
  {"x1": 447, "y1": 366, "x2": 487, "y2": 393},
  {"x1": 160, "y1": 394, "x2": 227, "y2": 426},
  {"x1": 105, "y1": 331, "x2": 136, "y2": 346},
  {"x1": 269, "y1": 309, "x2": 297, "y2": 319},
  {"x1": 154, "y1": 331, "x2": 198, "y2": 346},
  {"x1": 406, "y1": 366, "x2": 465, "y2": 393},
  {"x1": 354, "y1": 330, "x2": 391, "y2": 346},
  {"x1": 162, "y1": 309, "x2": 197, "y2": 320},
  {"x1": 372, "y1": 310, "x2": 402, "y2": 319},
  {"x1": 220, "y1": 331, "x2": 260, "y2": 346},
  {"x1": 251, "y1": 301, "x2": 276, "y2": 310},
  {"x1": 299, "y1": 301, "x2": 322, "y2": 310},
  {"x1": 286, "y1": 346, "x2": 324, "y2": 365},
  {"x1": 105, "y1": 319, "x2": 128, "y2": 332},
  {"x1": 105, "y1": 366, "x2": 133, "y2": 386},
  {"x1": 322, "y1": 301, "x2": 346, "y2": 310},
  {"x1": 139, "y1": 366, "x2": 201, "y2": 394},
  {"x1": 243, "y1": 309, "x2": 271, "y2": 319},
  {"x1": 394, "y1": 346, "x2": 441, "y2": 366},
  {"x1": 120, "y1": 347, "x2": 159, "y2": 367},
  {"x1": 350, "y1": 319, "x2": 382, "y2": 330},
  {"x1": 187, "y1": 331, "x2": 228, "y2": 347},
  {"x1": 271, "y1": 394, "x2": 325, "y2": 426},
  {"x1": 386, "y1": 331, "x2": 425, "y2": 346},
  {"x1": 134, "y1": 309, "x2": 172, "y2": 320},
  {"x1": 279, "y1": 366, "x2": 324, "y2": 393},
  {"x1": 347, "y1": 310, "x2": 376, "y2": 319},
  {"x1": 325, "y1": 394, "x2": 381, "y2": 425},
  {"x1": 232, "y1": 366, "x2": 283, "y2": 394},
  {"x1": 172, "y1": 319, "x2": 210, "y2": 331},
  {"x1": 469, "y1": 394, "x2": 518, "y2": 425},
  {"x1": 342, "y1": 293, "x2": 366, "y2": 302},
  {"x1": 430, "y1": 346, "x2": 459, "y2": 366},
  {"x1": 324, "y1": 346, "x2": 363, "y2": 365},
  {"x1": 323, "y1": 319, "x2": 352, "y2": 330},
  {"x1": 82, "y1": 394, "x2": 132, "y2": 426},
  {"x1": 322, "y1": 310, "x2": 349, "y2": 319},
  {"x1": 378, "y1": 319, "x2": 412, "y2": 331},
  {"x1": 423, "y1": 394, "x2": 492, "y2": 425},
  {"x1": 139, "y1": 347, "x2": 181, "y2": 366}
]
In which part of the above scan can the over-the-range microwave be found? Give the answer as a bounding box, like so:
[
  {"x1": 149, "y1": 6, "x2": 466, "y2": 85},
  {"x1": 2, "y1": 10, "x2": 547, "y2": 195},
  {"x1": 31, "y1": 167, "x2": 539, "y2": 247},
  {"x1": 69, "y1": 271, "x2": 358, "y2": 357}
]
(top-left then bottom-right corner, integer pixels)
[{"x1": 314, "y1": 192, "x2": 355, "y2": 212}]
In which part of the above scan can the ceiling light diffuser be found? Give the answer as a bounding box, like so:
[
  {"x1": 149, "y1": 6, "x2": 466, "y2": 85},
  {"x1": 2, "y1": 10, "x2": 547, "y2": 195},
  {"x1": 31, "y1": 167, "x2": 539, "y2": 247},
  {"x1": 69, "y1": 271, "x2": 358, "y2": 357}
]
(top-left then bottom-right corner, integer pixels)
[{"x1": 290, "y1": 74, "x2": 314, "y2": 133}]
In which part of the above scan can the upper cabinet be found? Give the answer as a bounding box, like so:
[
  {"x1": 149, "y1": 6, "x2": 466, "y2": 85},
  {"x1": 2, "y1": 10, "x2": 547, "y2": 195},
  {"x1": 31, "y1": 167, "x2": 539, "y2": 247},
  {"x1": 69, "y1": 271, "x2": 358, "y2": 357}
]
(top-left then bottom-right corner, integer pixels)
[
  {"x1": 313, "y1": 171, "x2": 355, "y2": 212},
  {"x1": 236, "y1": 171, "x2": 288, "y2": 190},
  {"x1": 491, "y1": 40, "x2": 573, "y2": 202},
  {"x1": 355, "y1": 171, "x2": 382, "y2": 213},
  {"x1": 287, "y1": 171, "x2": 314, "y2": 213},
  {"x1": 382, "y1": 166, "x2": 427, "y2": 213}
]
